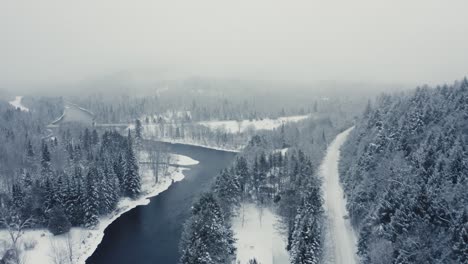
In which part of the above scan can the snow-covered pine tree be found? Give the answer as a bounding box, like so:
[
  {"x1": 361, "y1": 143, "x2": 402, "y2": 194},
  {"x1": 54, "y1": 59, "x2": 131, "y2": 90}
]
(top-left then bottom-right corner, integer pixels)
[
  {"x1": 135, "y1": 119, "x2": 143, "y2": 149},
  {"x1": 123, "y1": 130, "x2": 141, "y2": 199},
  {"x1": 84, "y1": 167, "x2": 100, "y2": 228},
  {"x1": 40, "y1": 142, "x2": 52, "y2": 178},
  {"x1": 100, "y1": 162, "x2": 119, "y2": 214},
  {"x1": 179, "y1": 193, "x2": 235, "y2": 264},
  {"x1": 114, "y1": 153, "x2": 125, "y2": 191},
  {"x1": 213, "y1": 169, "x2": 241, "y2": 218},
  {"x1": 290, "y1": 202, "x2": 322, "y2": 264},
  {"x1": 235, "y1": 156, "x2": 249, "y2": 193}
]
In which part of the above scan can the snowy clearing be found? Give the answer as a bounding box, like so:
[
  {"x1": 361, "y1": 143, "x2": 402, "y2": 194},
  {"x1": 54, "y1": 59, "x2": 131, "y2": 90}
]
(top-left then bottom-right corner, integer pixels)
[
  {"x1": 0, "y1": 154, "x2": 198, "y2": 264},
  {"x1": 198, "y1": 115, "x2": 310, "y2": 134},
  {"x1": 319, "y1": 127, "x2": 358, "y2": 264},
  {"x1": 232, "y1": 203, "x2": 289, "y2": 264},
  {"x1": 273, "y1": 148, "x2": 289, "y2": 156},
  {"x1": 9, "y1": 96, "x2": 29, "y2": 112}
]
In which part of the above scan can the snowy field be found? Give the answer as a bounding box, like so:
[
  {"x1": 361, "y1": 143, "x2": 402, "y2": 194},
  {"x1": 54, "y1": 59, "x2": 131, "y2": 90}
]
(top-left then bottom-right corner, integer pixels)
[
  {"x1": 0, "y1": 154, "x2": 198, "y2": 264},
  {"x1": 198, "y1": 115, "x2": 310, "y2": 134},
  {"x1": 9, "y1": 96, "x2": 29, "y2": 112},
  {"x1": 232, "y1": 203, "x2": 289, "y2": 264},
  {"x1": 273, "y1": 148, "x2": 289, "y2": 156},
  {"x1": 130, "y1": 114, "x2": 310, "y2": 152}
]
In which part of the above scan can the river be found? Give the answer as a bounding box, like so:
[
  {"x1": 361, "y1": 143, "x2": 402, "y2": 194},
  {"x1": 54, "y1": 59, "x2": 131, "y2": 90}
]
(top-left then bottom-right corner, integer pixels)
[{"x1": 86, "y1": 141, "x2": 236, "y2": 264}]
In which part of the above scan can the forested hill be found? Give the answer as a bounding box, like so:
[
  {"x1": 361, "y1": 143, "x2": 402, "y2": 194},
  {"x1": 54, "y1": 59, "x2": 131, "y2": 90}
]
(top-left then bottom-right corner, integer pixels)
[{"x1": 339, "y1": 79, "x2": 468, "y2": 263}]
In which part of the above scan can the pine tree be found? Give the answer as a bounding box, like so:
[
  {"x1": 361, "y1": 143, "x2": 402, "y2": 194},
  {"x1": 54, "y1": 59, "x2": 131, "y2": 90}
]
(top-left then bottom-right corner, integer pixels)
[
  {"x1": 43, "y1": 176, "x2": 55, "y2": 211},
  {"x1": 91, "y1": 129, "x2": 99, "y2": 145},
  {"x1": 235, "y1": 156, "x2": 249, "y2": 193},
  {"x1": 179, "y1": 193, "x2": 235, "y2": 264},
  {"x1": 83, "y1": 128, "x2": 91, "y2": 152},
  {"x1": 135, "y1": 119, "x2": 143, "y2": 149},
  {"x1": 100, "y1": 163, "x2": 119, "y2": 214},
  {"x1": 452, "y1": 210, "x2": 468, "y2": 263},
  {"x1": 289, "y1": 192, "x2": 323, "y2": 264},
  {"x1": 84, "y1": 167, "x2": 100, "y2": 228},
  {"x1": 48, "y1": 205, "x2": 71, "y2": 235},
  {"x1": 114, "y1": 154, "x2": 125, "y2": 192},
  {"x1": 41, "y1": 142, "x2": 52, "y2": 178},
  {"x1": 123, "y1": 130, "x2": 141, "y2": 199},
  {"x1": 12, "y1": 183, "x2": 25, "y2": 210},
  {"x1": 213, "y1": 169, "x2": 241, "y2": 218}
]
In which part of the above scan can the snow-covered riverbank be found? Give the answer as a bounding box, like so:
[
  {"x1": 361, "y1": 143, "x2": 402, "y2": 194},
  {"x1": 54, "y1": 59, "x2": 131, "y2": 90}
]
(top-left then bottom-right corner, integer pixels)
[{"x1": 0, "y1": 154, "x2": 198, "y2": 264}]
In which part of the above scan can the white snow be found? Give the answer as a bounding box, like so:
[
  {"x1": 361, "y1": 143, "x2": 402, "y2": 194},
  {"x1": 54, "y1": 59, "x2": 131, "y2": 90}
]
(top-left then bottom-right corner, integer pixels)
[
  {"x1": 232, "y1": 203, "x2": 289, "y2": 264},
  {"x1": 319, "y1": 127, "x2": 358, "y2": 264},
  {"x1": 155, "y1": 138, "x2": 242, "y2": 153},
  {"x1": 171, "y1": 154, "x2": 199, "y2": 166},
  {"x1": 9, "y1": 96, "x2": 29, "y2": 112},
  {"x1": 0, "y1": 154, "x2": 198, "y2": 264},
  {"x1": 198, "y1": 115, "x2": 310, "y2": 134},
  {"x1": 273, "y1": 148, "x2": 289, "y2": 156},
  {"x1": 137, "y1": 152, "x2": 200, "y2": 166}
]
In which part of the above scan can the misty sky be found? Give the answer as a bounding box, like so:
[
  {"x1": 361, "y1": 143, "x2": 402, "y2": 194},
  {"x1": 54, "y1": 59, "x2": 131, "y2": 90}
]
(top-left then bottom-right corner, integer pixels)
[{"x1": 2, "y1": 0, "x2": 468, "y2": 88}]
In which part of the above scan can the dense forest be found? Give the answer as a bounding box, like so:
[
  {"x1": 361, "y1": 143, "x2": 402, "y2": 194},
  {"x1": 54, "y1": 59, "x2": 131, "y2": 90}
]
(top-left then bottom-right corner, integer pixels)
[
  {"x1": 340, "y1": 79, "x2": 468, "y2": 263},
  {"x1": 179, "y1": 112, "x2": 353, "y2": 263},
  {"x1": 2, "y1": 127, "x2": 142, "y2": 232},
  {"x1": 0, "y1": 95, "x2": 152, "y2": 263},
  {"x1": 0, "y1": 97, "x2": 63, "y2": 190}
]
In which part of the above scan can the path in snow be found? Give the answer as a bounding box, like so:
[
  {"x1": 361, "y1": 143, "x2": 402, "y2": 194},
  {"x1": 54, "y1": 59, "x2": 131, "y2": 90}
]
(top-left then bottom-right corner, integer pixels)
[
  {"x1": 320, "y1": 127, "x2": 358, "y2": 264},
  {"x1": 232, "y1": 203, "x2": 289, "y2": 264}
]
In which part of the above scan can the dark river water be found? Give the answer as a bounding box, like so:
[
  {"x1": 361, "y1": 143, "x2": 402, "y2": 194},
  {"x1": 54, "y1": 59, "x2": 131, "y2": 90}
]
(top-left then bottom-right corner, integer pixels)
[{"x1": 86, "y1": 141, "x2": 236, "y2": 264}]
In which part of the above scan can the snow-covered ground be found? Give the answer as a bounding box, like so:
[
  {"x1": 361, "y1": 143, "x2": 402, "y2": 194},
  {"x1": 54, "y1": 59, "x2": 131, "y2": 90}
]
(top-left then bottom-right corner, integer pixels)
[
  {"x1": 319, "y1": 127, "x2": 358, "y2": 264},
  {"x1": 9, "y1": 96, "x2": 29, "y2": 112},
  {"x1": 232, "y1": 203, "x2": 289, "y2": 264},
  {"x1": 198, "y1": 115, "x2": 310, "y2": 134},
  {"x1": 171, "y1": 154, "x2": 199, "y2": 166},
  {"x1": 0, "y1": 154, "x2": 198, "y2": 264},
  {"x1": 138, "y1": 152, "x2": 200, "y2": 166},
  {"x1": 155, "y1": 137, "x2": 242, "y2": 153},
  {"x1": 273, "y1": 148, "x2": 289, "y2": 156}
]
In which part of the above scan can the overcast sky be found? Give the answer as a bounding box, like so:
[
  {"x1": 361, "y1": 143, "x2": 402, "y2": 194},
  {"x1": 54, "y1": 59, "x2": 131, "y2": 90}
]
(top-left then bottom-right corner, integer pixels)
[{"x1": 1, "y1": 0, "x2": 468, "y2": 88}]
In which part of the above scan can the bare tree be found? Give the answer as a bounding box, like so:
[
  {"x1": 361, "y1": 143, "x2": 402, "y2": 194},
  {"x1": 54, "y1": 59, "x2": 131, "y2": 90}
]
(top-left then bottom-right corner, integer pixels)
[
  {"x1": 65, "y1": 232, "x2": 74, "y2": 264},
  {"x1": 48, "y1": 232, "x2": 75, "y2": 264},
  {"x1": 49, "y1": 239, "x2": 68, "y2": 264},
  {"x1": 0, "y1": 206, "x2": 34, "y2": 264}
]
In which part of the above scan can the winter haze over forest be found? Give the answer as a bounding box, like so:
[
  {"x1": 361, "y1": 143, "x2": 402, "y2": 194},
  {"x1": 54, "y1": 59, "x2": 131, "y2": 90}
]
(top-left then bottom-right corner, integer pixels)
[
  {"x1": 1, "y1": 1, "x2": 467, "y2": 264},
  {"x1": 2, "y1": 0, "x2": 468, "y2": 93}
]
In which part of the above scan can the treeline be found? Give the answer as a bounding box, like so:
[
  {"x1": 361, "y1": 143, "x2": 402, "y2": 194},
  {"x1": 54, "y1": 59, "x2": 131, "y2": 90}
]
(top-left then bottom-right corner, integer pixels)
[
  {"x1": 70, "y1": 79, "x2": 365, "y2": 124},
  {"x1": 178, "y1": 113, "x2": 352, "y2": 264},
  {"x1": 340, "y1": 79, "x2": 468, "y2": 263},
  {"x1": 2, "y1": 128, "x2": 141, "y2": 235}
]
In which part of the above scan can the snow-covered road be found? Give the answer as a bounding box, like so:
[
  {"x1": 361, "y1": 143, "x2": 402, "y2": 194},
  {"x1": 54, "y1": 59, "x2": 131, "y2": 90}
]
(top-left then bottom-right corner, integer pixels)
[{"x1": 320, "y1": 127, "x2": 358, "y2": 264}]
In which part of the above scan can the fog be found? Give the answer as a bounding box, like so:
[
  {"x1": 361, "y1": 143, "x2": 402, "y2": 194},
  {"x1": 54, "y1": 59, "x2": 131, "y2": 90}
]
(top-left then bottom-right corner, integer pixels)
[{"x1": 2, "y1": 0, "x2": 468, "y2": 92}]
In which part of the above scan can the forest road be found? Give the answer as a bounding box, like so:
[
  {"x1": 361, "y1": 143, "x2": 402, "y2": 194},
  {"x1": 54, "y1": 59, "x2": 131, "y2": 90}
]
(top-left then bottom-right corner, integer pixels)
[{"x1": 320, "y1": 127, "x2": 358, "y2": 264}]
